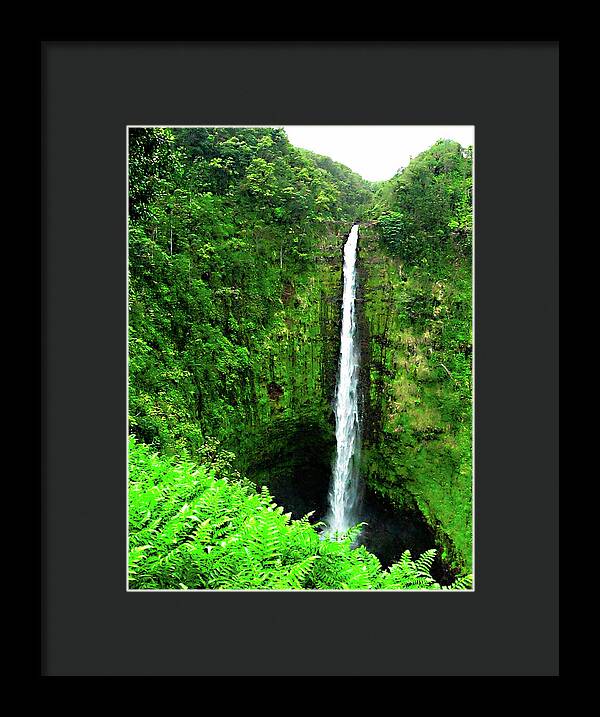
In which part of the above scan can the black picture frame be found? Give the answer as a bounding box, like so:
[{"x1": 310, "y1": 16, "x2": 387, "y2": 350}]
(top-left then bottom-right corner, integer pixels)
[{"x1": 41, "y1": 40, "x2": 559, "y2": 676}]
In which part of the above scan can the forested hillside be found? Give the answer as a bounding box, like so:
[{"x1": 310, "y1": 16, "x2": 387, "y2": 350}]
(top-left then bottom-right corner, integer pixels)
[
  {"x1": 129, "y1": 127, "x2": 370, "y2": 454},
  {"x1": 128, "y1": 128, "x2": 473, "y2": 589},
  {"x1": 362, "y1": 140, "x2": 473, "y2": 570}
]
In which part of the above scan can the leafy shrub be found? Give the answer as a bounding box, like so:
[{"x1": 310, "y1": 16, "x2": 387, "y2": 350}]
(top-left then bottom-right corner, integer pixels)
[
  {"x1": 375, "y1": 140, "x2": 472, "y2": 262},
  {"x1": 128, "y1": 436, "x2": 472, "y2": 590},
  {"x1": 379, "y1": 211, "x2": 426, "y2": 264}
]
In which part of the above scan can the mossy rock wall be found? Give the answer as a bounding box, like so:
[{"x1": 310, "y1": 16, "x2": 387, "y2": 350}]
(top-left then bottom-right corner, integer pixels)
[
  {"x1": 358, "y1": 225, "x2": 473, "y2": 572},
  {"x1": 234, "y1": 225, "x2": 344, "y2": 510}
]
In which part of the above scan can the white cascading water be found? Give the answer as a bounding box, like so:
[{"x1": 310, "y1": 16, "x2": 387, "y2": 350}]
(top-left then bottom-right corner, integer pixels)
[{"x1": 326, "y1": 223, "x2": 362, "y2": 536}]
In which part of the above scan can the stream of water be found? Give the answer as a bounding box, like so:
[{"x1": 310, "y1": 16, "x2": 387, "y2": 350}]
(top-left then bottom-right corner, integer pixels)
[{"x1": 326, "y1": 223, "x2": 362, "y2": 535}]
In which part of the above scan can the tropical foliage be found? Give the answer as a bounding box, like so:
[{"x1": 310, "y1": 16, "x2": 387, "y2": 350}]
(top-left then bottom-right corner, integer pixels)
[
  {"x1": 129, "y1": 437, "x2": 472, "y2": 590},
  {"x1": 129, "y1": 127, "x2": 368, "y2": 456},
  {"x1": 361, "y1": 139, "x2": 473, "y2": 571},
  {"x1": 372, "y1": 140, "x2": 472, "y2": 262}
]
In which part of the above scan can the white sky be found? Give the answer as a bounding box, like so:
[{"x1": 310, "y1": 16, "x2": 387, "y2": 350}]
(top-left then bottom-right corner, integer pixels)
[{"x1": 283, "y1": 126, "x2": 474, "y2": 182}]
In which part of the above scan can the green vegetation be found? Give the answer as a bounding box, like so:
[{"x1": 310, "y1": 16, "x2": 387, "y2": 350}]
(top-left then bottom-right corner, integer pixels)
[
  {"x1": 129, "y1": 437, "x2": 471, "y2": 590},
  {"x1": 128, "y1": 129, "x2": 473, "y2": 589},
  {"x1": 299, "y1": 148, "x2": 375, "y2": 220},
  {"x1": 362, "y1": 140, "x2": 473, "y2": 571},
  {"x1": 371, "y1": 139, "x2": 472, "y2": 263},
  {"x1": 129, "y1": 127, "x2": 363, "y2": 456}
]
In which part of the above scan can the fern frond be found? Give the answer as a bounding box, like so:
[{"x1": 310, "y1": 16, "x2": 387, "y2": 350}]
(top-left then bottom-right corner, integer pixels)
[{"x1": 128, "y1": 437, "x2": 470, "y2": 591}]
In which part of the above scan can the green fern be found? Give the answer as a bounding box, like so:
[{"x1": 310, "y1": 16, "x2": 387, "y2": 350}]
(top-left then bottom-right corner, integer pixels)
[{"x1": 128, "y1": 436, "x2": 472, "y2": 591}]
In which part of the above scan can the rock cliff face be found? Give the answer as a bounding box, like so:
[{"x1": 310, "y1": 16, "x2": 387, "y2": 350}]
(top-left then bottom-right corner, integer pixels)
[
  {"x1": 358, "y1": 225, "x2": 472, "y2": 573},
  {"x1": 234, "y1": 225, "x2": 343, "y2": 520}
]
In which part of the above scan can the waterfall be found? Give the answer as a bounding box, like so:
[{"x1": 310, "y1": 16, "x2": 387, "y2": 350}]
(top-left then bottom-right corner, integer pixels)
[{"x1": 326, "y1": 223, "x2": 362, "y2": 536}]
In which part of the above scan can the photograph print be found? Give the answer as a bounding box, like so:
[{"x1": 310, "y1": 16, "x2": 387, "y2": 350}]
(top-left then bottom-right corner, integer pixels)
[{"x1": 127, "y1": 125, "x2": 474, "y2": 591}]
